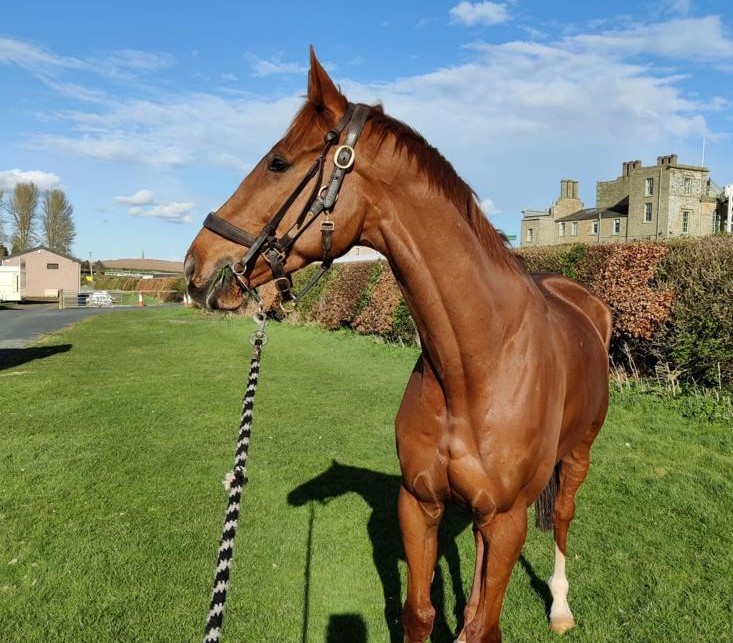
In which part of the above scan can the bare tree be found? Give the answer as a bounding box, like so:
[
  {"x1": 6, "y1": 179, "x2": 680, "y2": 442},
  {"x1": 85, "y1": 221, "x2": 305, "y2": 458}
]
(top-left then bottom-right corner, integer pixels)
[
  {"x1": 42, "y1": 189, "x2": 76, "y2": 254},
  {"x1": 6, "y1": 182, "x2": 39, "y2": 253},
  {"x1": 0, "y1": 189, "x2": 5, "y2": 247}
]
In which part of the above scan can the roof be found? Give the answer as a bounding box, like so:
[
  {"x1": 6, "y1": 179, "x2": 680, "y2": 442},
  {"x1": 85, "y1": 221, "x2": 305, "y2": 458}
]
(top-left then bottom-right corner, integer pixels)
[
  {"x1": 1, "y1": 245, "x2": 80, "y2": 264},
  {"x1": 556, "y1": 206, "x2": 629, "y2": 222},
  {"x1": 100, "y1": 258, "x2": 184, "y2": 274},
  {"x1": 522, "y1": 209, "x2": 551, "y2": 219}
]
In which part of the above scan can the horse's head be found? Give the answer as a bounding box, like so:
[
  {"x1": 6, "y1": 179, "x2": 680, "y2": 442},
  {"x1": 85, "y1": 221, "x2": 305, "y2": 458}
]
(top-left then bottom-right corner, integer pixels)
[
  {"x1": 185, "y1": 48, "x2": 373, "y2": 310},
  {"x1": 287, "y1": 460, "x2": 354, "y2": 507}
]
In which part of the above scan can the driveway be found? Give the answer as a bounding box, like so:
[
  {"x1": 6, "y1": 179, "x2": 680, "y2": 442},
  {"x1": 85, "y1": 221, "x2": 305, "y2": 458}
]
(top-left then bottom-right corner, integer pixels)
[{"x1": 0, "y1": 302, "x2": 168, "y2": 349}]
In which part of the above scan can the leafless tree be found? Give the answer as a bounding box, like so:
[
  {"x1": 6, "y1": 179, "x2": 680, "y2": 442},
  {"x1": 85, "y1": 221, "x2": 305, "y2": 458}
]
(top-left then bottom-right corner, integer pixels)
[
  {"x1": 0, "y1": 189, "x2": 5, "y2": 246},
  {"x1": 6, "y1": 182, "x2": 39, "y2": 253},
  {"x1": 42, "y1": 188, "x2": 76, "y2": 254}
]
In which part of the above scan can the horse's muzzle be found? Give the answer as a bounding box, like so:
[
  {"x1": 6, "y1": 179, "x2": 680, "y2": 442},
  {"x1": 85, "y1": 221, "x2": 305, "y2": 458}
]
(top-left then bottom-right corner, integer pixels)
[{"x1": 184, "y1": 254, "x2": 245, "y2": 311}]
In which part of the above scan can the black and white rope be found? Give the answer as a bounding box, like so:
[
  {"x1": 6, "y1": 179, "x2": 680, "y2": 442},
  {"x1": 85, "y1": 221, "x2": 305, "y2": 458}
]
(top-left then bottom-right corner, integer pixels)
[{"x1": 202, "y1": 312, "x2": 267, "y2": 643}]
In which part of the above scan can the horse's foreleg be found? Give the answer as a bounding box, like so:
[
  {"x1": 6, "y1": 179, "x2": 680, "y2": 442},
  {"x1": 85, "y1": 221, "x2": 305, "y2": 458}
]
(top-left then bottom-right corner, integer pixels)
[
  {"x1": 398, "y1": 485, "x2": 443, "y2": 643},
  {"x1": 454, "y1": 526, "x2": 483, "y2": 642},
  {"x1": 549, "y1": 445, "x2": 591, "y2": 635},
  {"x1": 465, "y1": 503, "x2": 528, "y2": 643}
]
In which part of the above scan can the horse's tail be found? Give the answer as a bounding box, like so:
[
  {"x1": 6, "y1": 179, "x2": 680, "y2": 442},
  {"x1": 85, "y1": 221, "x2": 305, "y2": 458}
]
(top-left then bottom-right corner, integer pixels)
[{"x1": 535, "y1": 462, "x2": 561, "y2": 531}]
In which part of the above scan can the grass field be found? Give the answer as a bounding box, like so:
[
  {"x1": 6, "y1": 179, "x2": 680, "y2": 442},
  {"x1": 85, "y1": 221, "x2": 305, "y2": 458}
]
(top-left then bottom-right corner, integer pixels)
[{"x1": 1, "y1": 306, "x2": 731, "y2": 643}]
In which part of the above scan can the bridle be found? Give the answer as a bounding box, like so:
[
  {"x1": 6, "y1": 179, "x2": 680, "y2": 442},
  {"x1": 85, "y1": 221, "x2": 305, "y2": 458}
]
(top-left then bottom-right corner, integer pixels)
[{"x1": 202, "y1": 102, "x2": 371, "y2": 310}]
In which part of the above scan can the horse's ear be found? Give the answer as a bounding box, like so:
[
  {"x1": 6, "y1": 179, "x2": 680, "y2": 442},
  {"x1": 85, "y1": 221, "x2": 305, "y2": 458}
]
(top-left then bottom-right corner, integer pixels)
[{"x1": 307, "y1": 46, "x2": 347, "y2": 118}]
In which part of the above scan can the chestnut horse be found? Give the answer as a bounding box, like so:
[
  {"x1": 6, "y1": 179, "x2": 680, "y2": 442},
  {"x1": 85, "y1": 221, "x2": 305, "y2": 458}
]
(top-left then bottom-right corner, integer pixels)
[{"x1": 185, "y1": 49, "x2": 611, "y2": 643}]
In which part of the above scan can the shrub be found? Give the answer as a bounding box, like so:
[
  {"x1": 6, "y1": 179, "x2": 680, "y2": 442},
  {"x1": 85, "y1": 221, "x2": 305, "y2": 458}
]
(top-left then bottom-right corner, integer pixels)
[
  {"x1": 390, "y1": 299, "x2": 418, "y2": 345},
  {"x1": 353, "y1": 267, "x2": 404, "y2": 338},
  {"x1": 587, "y1": 242, "x2": 674, "y2": 341},
  {"x1": 654, "y1": 236, "x2": 733, "y2": 389},
  {"x1": 312, "y1": 262, "x2": 376, "y2": 330},
  {"x1": 291, "y1": 264, "x2": 339, "y2": 321}
]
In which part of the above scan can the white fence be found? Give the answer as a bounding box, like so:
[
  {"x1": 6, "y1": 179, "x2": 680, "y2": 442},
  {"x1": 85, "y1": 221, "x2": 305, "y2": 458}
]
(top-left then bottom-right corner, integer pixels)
[{"x1": 58, "y1": 290, "x2": 179, "y2": 309}]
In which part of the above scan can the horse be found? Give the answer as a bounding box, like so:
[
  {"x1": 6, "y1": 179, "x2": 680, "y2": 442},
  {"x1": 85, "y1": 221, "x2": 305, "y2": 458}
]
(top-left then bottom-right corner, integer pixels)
[{"x1": 185, "y1": 48, "x2": 612, "y2": 643}]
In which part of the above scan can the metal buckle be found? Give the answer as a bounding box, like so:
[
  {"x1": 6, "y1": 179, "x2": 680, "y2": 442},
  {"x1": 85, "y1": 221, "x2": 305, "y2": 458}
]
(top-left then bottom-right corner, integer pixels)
[
  {"x1": 274, "y1": 276, "x2": 292, "y2": 294},
  {"x1": 265, "y1": 247, "x2": 286, "y2": 265},
  {"x1": 279, "y1": 298, "x2": 297, "y2": 313},
  {"x1": 249, "y1": 310, "x2": 268, "y2": 346},
  {"x1": 333, "y1": 145, "x2": 355, "y2": 170},
  {"x1": 231, "y1": 260, "x2": 247, "y2": 276}
]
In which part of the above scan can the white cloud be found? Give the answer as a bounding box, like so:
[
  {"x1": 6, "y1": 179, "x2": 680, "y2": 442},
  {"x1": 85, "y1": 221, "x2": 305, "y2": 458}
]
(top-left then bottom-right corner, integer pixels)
[
  {"x1": 0, "y1": 169, "x2": 61, "y2": 192},
  {"x1": 248, "y1": 55, "x2": 308, "y2": 77},
  {"x1": 102, "y1": 49, "x2": 174, "y2": 73},
  {"x1": 668, "y1": 0, "x2": 692, "y2": 16},
  {"x1": 567, "y1": 16, "x2": 733, "y2": 61},
  {"x1": 0, "y1": 36, "x2": 83, "y2": 71},
  {"x1": 480, "y1": 197, "x2": 501, "y2": 215},
  {"x1": 131, "y1": 202, "x2": 194, "y2": 224},
  {"x1": 114, "y1": 189, "x2": 156, "y2": 206},
  {"x1": 31, "y1": 93, "x2": 302, "y2": 171},
  {"x1": 449, "y1": 2, "x2": 510, "y2": 27},
  {"x1": 113, "y1": 189, "x2": 193, "y2": 224}
]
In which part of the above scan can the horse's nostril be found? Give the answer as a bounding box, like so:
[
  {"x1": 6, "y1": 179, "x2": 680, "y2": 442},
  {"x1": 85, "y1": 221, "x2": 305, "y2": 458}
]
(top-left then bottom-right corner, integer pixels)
[{"x1": 184, "y1": 254, "x2": 196, "y2": 282}]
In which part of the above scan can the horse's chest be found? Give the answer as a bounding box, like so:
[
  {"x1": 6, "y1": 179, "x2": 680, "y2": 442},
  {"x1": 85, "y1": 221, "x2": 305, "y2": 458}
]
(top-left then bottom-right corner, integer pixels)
[{"x1": 397, "y1": 415, "x2": 546, "y2": 513}]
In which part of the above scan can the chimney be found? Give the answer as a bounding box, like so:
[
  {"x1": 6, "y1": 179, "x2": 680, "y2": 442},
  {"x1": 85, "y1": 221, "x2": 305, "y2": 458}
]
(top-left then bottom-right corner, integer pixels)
[
  {"x1": 622, "y1": 161, "x2": 629, "y2": 177},
  {"x1": 560, "y1": 179, "x2": 568, "y2": 198},
  {"x1": 669, "y1": 153, "x2": 678, "y2": 165},
  {"x1": 571, "y1": 180, "x2": 579, "y2": 199}
]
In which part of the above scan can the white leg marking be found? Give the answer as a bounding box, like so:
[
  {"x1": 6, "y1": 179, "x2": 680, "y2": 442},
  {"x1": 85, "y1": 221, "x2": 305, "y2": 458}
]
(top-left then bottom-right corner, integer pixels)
[{"x1": 548, "y1": 543, "x2": 576, "y2": 634}]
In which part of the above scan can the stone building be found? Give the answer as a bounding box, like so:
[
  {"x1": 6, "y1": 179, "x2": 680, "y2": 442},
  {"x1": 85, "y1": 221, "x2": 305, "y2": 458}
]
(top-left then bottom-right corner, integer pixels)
[{"x1": 520, "y1": 154, "x2": 727, "y2": 247}]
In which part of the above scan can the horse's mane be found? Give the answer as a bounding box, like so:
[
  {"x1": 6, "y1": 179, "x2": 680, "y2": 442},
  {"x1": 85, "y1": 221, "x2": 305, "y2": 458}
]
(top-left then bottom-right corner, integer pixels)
[{"x1": 285, "y1": 100, "x2": 520, "y2": 270}]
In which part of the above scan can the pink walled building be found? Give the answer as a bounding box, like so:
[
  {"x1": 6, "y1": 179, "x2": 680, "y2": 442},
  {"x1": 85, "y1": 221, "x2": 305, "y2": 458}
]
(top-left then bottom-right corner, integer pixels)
[{"x1": 1, "y1": 246, "x2": 80, "y2": 298}]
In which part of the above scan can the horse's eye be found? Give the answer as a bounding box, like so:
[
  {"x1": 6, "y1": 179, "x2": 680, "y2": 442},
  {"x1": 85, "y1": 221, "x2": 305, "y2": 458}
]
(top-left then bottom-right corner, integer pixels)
[{"x1": 268, "y1": 156, "x2": 290, "y2": 173}]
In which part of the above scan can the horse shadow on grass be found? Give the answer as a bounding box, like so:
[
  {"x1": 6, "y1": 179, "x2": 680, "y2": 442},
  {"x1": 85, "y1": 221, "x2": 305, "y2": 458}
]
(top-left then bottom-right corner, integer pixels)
[
  {"x1": 0, "y1": 344, "x2": 72, "y2": 371},
  {"x1": 288, "y1": 461, "x2": 472, "y2": 643}
]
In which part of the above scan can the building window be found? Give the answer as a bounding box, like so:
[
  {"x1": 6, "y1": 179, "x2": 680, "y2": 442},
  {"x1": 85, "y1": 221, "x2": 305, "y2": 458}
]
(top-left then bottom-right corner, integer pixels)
[
  {"x1": 684, "y1": 176, "x2": 693, "y2": 196},
  {"x1": 682, "y1": 210, "x2": 690, "y2": 234},
  {"x1": 613, "y1": 219, "x2": 621, "y2": 235},
  {"x1": 645, "y1": 177, "x2": 654, "y2": 196},
  {"x1": 571, "y1": 222, "x2": 578, "y2": 236},
  {"x1": 591, "y1": 220, "x2": 599, "y2": 235},
  {"x1": 527, "y1": 228, "x2": 534, "y2": 243},
  {"x1": 644, "y1": 202, "x2": 653, "y2": 223},
  {"x1": 47, "y1": 263, "x2": 59, "y2": 270},
  {"x1": 559, "y1": 222, "x2": 565, "y2": 237}
]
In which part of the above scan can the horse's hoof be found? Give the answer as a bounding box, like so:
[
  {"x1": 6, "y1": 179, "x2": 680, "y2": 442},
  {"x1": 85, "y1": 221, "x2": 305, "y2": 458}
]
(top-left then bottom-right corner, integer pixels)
[{"x1": 549, "y1": 617, "x2": 576, "y2": 635}]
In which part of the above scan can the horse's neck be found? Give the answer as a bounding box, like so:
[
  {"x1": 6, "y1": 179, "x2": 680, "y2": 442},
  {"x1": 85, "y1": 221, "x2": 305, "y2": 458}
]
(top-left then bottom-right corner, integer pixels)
[{"x1": 364, "y1": 192, "x2": 535, "y2": 400}]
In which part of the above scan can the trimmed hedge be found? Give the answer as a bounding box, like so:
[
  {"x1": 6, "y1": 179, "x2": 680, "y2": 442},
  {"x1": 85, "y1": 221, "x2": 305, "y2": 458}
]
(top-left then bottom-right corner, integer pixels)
[
  {"x1": 254, "y1": 237, "x2": 733, "y2": 391},
  {"x1": 520, "y1": 237, "x2": 733, "y2": 390}
]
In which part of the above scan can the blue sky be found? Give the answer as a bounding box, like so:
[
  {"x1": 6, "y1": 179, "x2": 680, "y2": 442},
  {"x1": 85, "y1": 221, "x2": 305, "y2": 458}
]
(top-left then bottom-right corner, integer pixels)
[{"x1": 0, "y1": 0, "x2": 731, "y2": 261}]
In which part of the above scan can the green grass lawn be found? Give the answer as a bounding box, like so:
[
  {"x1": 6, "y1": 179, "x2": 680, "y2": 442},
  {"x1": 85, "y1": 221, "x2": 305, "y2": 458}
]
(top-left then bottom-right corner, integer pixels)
[{"x1": 1, "y1": 307, "x2": 731, "y2": 643}]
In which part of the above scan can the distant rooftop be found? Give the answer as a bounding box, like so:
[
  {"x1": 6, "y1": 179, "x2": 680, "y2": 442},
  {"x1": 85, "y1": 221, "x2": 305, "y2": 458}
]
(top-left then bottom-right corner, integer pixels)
[{"x1": 556, "y1": 205, "x2": 629, "y2": 222}]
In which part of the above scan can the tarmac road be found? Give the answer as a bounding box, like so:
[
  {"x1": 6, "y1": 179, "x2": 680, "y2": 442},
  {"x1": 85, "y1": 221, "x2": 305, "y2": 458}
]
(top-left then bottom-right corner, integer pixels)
[{"x1": 0, "y1": 302, "x2": 165, "y2": 349}]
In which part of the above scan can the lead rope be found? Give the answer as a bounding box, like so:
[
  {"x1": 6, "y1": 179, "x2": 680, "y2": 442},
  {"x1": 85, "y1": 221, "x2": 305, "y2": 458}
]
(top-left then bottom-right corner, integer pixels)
[{"x1": 202, "y1": 308, "x2": 267, "y2": 643}]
